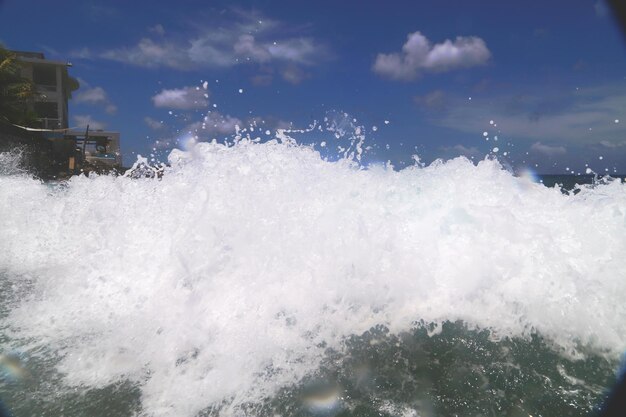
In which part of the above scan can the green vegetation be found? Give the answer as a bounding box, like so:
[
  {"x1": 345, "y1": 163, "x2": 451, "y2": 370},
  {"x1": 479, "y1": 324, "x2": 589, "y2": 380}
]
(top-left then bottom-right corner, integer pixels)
[
  {"x1": 0, "y1": 45, "x2": 39, "y2": 127},
  {"x1": 66, "y1": 73, "x2": 80, "y2": 101}
]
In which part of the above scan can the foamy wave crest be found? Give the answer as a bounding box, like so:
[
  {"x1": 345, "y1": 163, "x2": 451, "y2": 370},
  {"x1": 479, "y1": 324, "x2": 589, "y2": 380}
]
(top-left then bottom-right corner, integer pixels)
[
  {"x1": 1, "y1": 139, "x2": 625, "y2": 416},
  {"x1": 0, "y1": 149, "x2": 27, "y2": 176}
]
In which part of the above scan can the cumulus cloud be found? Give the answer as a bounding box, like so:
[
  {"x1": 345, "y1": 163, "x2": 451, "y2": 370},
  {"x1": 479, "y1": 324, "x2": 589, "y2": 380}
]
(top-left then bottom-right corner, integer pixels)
[
  {"x1": 424, "y1": 83, "x2": 626, "y2": 147},
  {"x1": 152, "y1": 87, "x2": 209, "y2": 110},
  {"x1": 187, "y1": 32, "x2": 322, "y2": 69},
  {"x1": 414, "y1": 90, "x2": 448, "y2": 112},
  {"x1": 266, "y1": 38, "x2": 320, "y2": 65},
  {"x1": 102, "y1": 38, "x2": 194, "y2": 70},
  {"x1": 144, "y1": 116, "x2": 165, "y2": 130},
  {"x1": 73, "y1": 115, "x2": 106, "y2": 130},
  {"x1": 74, "y1": 84, "x2": 117, "y2": 114},
  {"x1": 530, "y1": 142, "x2": 567, "y2": 156},
  {"x1": 183, "y1": 112, "x2": 243, "y2": 139},
  {"x1": 234, "y1": 34, "x2": 272, "y2": 63},
  {"x1": 178, "y1": 112, "x2": 295, "y2": 144},
  {"x1": 75, "y1": 86, "x2": 107, "y2": 104},
  {"x1": 373, "y1": 31, "x2": 491, "y2": 81},
  {"x1": 202, "y1": 112, "x2": 242, "y2": 135},
  {"x1": 94, "y1": 9, "x2": 327, "y2": 80}
]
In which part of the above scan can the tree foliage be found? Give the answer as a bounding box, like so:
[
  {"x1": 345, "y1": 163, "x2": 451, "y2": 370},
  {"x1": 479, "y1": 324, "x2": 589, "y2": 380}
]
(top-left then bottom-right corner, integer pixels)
[{"x1": 0, "y1": 45, "x2": 39, "y2": 126}]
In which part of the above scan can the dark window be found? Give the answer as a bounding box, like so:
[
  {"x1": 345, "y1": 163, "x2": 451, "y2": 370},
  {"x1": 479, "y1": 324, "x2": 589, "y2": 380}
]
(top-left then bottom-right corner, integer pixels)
[
  {"x1": 32, "y1": 65, "x2": 57, "y2": 86},
  {"x1": 34, "y1": 102, "x2": 58, "y2": 119}
]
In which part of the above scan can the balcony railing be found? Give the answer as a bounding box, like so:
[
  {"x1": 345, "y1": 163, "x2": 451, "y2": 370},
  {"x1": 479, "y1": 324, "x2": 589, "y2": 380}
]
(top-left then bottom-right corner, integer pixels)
[
  {"x1": 36, "y1": 118, "x2": 62, "y2": 129},
  {"x1": 36, "y1": 84, "x2": 58, "y2": 93}
]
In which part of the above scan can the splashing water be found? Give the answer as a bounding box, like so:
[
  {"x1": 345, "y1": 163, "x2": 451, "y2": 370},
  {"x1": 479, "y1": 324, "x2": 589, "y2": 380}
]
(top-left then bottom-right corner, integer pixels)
[
  {"x1": 0, "y1": 137, "x2": 625, "y2": 417},
  {"x1": 0, "y1": 150, "x2": 27, "y2": 177}
]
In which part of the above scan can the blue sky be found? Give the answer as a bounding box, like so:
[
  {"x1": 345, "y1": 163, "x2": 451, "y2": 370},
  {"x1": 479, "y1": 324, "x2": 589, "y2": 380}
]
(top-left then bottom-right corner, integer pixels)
[{"x1": 1, "y1": 0, "x2": 625, "y2": 173}]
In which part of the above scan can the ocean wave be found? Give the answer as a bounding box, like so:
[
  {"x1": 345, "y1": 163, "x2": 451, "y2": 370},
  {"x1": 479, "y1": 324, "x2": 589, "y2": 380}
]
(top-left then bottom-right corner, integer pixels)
[{"x1": 1, "y1": 139, "x2": 625, "y2": 416}]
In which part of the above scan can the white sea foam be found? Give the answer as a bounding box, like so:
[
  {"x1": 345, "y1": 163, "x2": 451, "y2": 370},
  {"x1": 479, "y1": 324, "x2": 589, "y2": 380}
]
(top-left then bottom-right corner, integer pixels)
[
  {"x1": 1, "y1": 139, "x2": 625, "y2": 416},
  {"x1": 0, "y1": 150, "x2": 26, "y2": 176}
]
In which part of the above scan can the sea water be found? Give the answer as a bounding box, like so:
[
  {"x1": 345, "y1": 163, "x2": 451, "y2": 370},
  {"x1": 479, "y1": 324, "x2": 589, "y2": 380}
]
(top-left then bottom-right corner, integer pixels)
[{"x1": 0, "y1": 139, "x2": 625, "y2": 417}]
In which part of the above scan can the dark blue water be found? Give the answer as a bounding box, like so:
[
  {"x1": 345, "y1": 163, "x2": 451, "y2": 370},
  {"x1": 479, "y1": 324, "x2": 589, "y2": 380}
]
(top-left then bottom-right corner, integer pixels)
[{"x1": 538, "y1": 174, "x2": 626, "y2": 192}]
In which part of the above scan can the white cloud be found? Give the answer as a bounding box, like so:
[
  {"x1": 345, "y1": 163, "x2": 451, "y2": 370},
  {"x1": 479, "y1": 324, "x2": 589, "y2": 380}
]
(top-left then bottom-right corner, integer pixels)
[
  {"x1": 267, "y1": 38, "x2": 320, "y2": 65},
  {"x1": 234, "y1": 34, "x2": 272, "y2": 63},
  {"x1": 144, "y1": 116, "x2": 165, "y2": 130},
  {"x1": 97, "y1": 10, "x2": 326, "y2": 76},
  {"x1": 75, "y1": 86, "x2": 107, "y2": 104},
  {"x1": 201, "y1": 112, "x2": 242, "y2": 135},
  {"x1": 373, "y1": 31, "x2": 491, "y2": 81},
  {"x1": 599, "y1": 140, "x2": 626, "y2": 148},
  {"x1": 427, "y1": 83, "x2": 626, "y2": 147},
  {"x1": 73, "y1": 115, "x2": 106, "y2": 130},
  {"x1": 152, "y1": 87, "x2": 209, "y2": 110},
  {"x1": 102, "y1": 38, "x2": 193, "y2": 70},
  {"x1": 184, "y1": 114, "x2": 294, "y2": 140},
  {"x1": 181, "y1": 112, "x2": 244, "y2": 140},
  {"x1": 188, "y1": 33, "x2": 322, "y2": 69},
  {"x1": 530, "y1": 142, "x2": 567, "y2": 156},
  {"x1": 74, "y1": 83, "x2": 117, "y2": 114}
]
